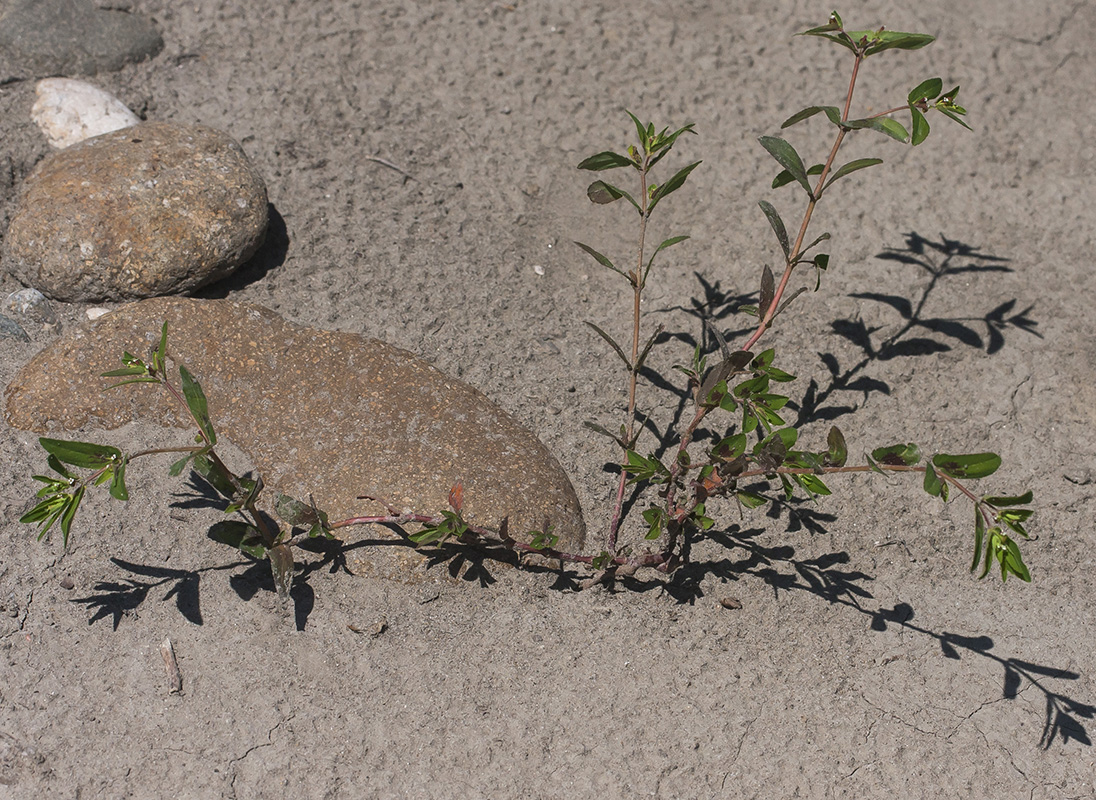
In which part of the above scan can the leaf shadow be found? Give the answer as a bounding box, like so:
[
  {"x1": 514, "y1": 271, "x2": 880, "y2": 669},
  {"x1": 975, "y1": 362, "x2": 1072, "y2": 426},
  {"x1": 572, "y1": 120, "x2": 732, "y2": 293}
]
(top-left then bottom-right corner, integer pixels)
[
  {"x1": 870, "y1": 603, "x2": 1092, "y2": 749},
  {"x1": 71, "y1": 556, "x2": 246, "y2": 630},
  {"x1": 796, "y1": 231, "x2": 1040, "y2": 425}
]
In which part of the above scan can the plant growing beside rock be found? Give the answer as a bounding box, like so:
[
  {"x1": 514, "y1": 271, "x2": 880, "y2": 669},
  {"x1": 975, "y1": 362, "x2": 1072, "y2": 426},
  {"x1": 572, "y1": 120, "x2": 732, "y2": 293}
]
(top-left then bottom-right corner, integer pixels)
[{"x1": 19, "y1": 12, "x2": 1034, "y2": 595}]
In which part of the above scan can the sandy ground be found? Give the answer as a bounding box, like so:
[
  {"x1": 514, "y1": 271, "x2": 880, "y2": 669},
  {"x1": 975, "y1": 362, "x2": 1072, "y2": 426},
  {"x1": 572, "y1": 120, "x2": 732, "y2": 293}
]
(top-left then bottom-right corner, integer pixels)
[{"x1": 1, "y1": 1, "x2": 1094, "y2": 797}]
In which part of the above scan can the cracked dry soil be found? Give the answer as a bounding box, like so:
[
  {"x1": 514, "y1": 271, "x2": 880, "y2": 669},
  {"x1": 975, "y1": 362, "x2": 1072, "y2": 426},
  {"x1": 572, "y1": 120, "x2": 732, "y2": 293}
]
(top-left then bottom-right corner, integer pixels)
[{"x1": 1, "y1": 1, "x2": 1094, "y2": 798}]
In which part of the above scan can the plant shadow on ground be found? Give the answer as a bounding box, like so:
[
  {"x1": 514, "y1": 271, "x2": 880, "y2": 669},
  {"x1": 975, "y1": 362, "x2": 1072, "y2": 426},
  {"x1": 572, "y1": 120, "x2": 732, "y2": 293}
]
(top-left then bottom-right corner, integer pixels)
[
  {"x1": 796, "y1": 231, "x2": 1039, "y2": 425},
  {"x1": 69, "y1": 231, "x2": 1067, "y2": 739},
  {"x1": 70, "y1": 500, "x2": 1093, "y2": 749},
  {"x1": 652, "y1": 230, "x2": 1038, "y2": 436}
]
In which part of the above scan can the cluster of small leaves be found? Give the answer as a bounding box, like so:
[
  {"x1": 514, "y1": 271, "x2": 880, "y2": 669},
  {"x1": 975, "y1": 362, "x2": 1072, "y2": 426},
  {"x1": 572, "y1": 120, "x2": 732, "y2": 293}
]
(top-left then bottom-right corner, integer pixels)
[
  {"x1": 21, "y1": 438, "x2": 128, "y2": 546},
  {"x1": 19, "y1": 323, "x2": 339, "y2": 602}
]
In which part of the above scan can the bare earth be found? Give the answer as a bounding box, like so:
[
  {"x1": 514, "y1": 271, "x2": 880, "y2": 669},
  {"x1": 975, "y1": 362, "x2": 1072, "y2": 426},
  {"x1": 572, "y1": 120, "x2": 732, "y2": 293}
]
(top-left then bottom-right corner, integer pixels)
[{"x1": 1, "y1": 1, "x2": 1093, "y2": 798}]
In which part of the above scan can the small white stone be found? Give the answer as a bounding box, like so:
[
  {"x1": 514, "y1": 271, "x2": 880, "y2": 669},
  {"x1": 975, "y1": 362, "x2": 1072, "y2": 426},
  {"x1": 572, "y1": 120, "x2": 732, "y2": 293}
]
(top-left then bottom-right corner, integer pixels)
[
  {"x1": 533, "y1": 264, "x2": 545, "y2": 276},
  {"x1": 86, "y1": 307, "x2": 111, "y2": 320},
  {"x1": 31, "y1": 78, "x2": 140, "y2": 150}
]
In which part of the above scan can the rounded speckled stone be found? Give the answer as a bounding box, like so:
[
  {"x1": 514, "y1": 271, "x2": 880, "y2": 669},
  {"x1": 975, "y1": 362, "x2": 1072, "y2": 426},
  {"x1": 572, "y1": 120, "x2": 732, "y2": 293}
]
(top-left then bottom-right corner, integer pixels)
[
  {"x1": 3, "y1": 122, "x2": 268, "y2": 302},
  {"x1": 4, "y1": 298, "x2": 586, "y2": 578}
]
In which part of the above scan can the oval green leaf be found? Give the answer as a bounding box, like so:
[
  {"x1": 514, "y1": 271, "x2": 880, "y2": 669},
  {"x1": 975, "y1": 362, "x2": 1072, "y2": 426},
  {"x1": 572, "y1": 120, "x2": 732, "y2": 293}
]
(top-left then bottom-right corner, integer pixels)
[{"x1": 932, "y1": 452, "x2": 1002, "y2": 479}]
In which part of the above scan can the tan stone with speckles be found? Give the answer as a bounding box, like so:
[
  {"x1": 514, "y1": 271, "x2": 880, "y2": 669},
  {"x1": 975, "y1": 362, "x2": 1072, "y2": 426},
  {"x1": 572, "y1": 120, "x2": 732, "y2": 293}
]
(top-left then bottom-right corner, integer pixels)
[
  {"x1": 3, "y1": 122, "x2": 267, "y2": 302},
  {"x1": 4, "y1": 298, "x2": 586, "y2": 578}
]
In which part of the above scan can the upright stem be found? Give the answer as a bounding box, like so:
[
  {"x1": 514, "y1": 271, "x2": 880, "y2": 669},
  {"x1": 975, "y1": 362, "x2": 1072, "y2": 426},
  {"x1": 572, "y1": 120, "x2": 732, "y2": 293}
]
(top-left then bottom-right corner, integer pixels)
[
  {"x1": 742, "y1": 52, "x2": 864, "y2": 354},
  {"x1": 663, "y1": 49, "x2": 868, "y2": 551},
  {"x1": 607, "y1": 153, "x2": 652, "y2": 553}
]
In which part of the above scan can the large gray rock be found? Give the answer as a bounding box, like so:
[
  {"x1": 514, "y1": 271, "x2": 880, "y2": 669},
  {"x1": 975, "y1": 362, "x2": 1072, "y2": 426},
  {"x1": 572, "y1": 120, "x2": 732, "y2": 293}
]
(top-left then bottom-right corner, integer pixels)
[
  {"x1": 3, "y1": 122, "x2": 269, "y2": 302},
  {"x1": 4, "y1": 298, "x2": 586, "y2": 579},
  {"x1": 0, "y1": 0, "x2": 163, "y2": 76}
]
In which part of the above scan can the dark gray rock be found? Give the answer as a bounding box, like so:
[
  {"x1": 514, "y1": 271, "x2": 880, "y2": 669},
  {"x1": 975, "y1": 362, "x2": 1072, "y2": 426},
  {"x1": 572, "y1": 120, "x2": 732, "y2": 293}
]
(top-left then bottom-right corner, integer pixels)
[
  {"x1": 4, "y1": 297, "x2": 587, "y2": 580},
  {"x1": 0, "y1": 0, "x2": 163, "y2": 76},
  {"x1": 3, "y1": 122, "x2": 269, "y2": 302},
  {"x1": 0, "y1": 314, "x2": 29, "y2": 342}
]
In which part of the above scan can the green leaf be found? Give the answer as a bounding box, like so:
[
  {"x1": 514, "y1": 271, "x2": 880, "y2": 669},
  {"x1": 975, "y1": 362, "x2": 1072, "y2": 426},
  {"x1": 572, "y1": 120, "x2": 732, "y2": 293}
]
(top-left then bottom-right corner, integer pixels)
[
  {"x1": 577, "y1": 151, "x2": 634, "y2": 171},
  {"x1": 623, "y1": 450, "x2": 668, "y2": 484},
  {"x1": 648, "y1": 161, "x2": 701, "y2": 212},
  {"x1": 910, "y1": 108, "x2": 930, "y2": 146},
  {"x1": 983, "y1": 490, "x2": 1034, "y2": 507},
  {"x1": 585, "y1": 321, "x2": 631, "y2": 369},
  {"x1": 781, "y1": 105, "x2": 843, "y2": 129},
  {"x1": 168, "y1": 455, "x2": 193, "y2": 477},
  {"x1": 923, "y1": 462, "x2": 944, "y2": 498},
  {"x1": 109, "y1": 459, "x2": 129, "y2": 501},
  {"x1": 634, "y1": 324, "x2": 664, "y2": 373},
  {"x1": 209, "y1": 520, "x2": 267, "y2": 559},
  {"x1": 845, "y1": 116, "x2": 910, "y2": 143},
  {"x1": 642, "y1": 507, "x2": 665, "y2": 540},
  {"x1": 822, "y1": 158, "x2": 883, "y2": 193},
  {"x1": 644, "y1": 235, "x2": 690, "y2": 282},
  {"x1": 800, "y1": 11, "x2": 843, "y2": 36},
  {"x1": 39, "y1": 438, "x2": 121, "y2": 470},
  {"x1": 772, "y1": 163, "x2": 824, "y2": 190},
  {"x1": 59, "y1": 486, "x2": 84, "y2": 548},
  {"x1": 1000, "y1": 537, "x2": 1031, "y2": 582},
  {"x1": 586, "y1": 180, "x2": 639, "y2": 211},
  {"x1": 937, "y1": 106, "x2": 973, "y2": 131},
  {"x1": 626, "y1": 111, "x2": 649, "y2": 150},
  {"x1": 978, "y1": 528, "x2": 999, "y2": 579},
  {"x1": 45, "y1": 454, "x2": 76, "y2": 481},
  {"x1": 526, "y1": 528, "x2": 558, "y2": 551},
  {"x1": 274, "y1": 493, "x2": 329, "y2": 533},
  {"x1": 737, "y1": 491, "x2": 767, "y2": 509},
  {"x1": 191, "y1": 453, "x2": 238, "y2": 500},
  {"x1": 20, "y1": 495, "x2": 67, "y2": 526},
  {"x1": 179, "y1": 366, "x2": 216, "y2": 446},
  {"x1": 796, "y1": 473, "x2": 831, "y2": 496},
  {"x1": 268, "y1": 544, "x2": 295, "y2": 603},
  {"x1": 854, "y1": 30, "x2": 935, "y2": 55},
  {"x1": 583, "y1": 421, "x2": 626, "y2": 447},
  {"x1": 759, "y1": 265, "x2": 776, "y2": 317},
  {"x1": 152, "y1": 321, "x2": 169, "y2": 373},
  {"x1": 574, "y1": 241, "x2": 628, "y2": 280},
  {"x1": 908, "y1": 77, "x2": 943, "y2": 104},
  {"x1": 771, "y1": 427, "x2": 799, "y2": 451},
  {"x1": 871, "y1": 443, "x2": 922, "y2": 467},
  {"x1": 758, "y1": 136, "x2": 812, "y2": 196},
  {"x1": 825, "y1": 426, "x2": 848, "y2": 467},
  {"x1": 698, "y1": 350, "x2": 753, "y2": 406},
  {"x1": 591, "y1": 551, "x2": 612, "y2": 571},
  {"x1": 758, "y1": 201, "x2": 790, "y2": 259},
  {"x1": 101, "y1": 365, "x2": 152, "y2": 379},
  {"x1": 932, "y1": 452, "x2": 1002, "y2": 480},
  {"x1": 713, "y1": 434, "x2": 748, "y2": 463}
]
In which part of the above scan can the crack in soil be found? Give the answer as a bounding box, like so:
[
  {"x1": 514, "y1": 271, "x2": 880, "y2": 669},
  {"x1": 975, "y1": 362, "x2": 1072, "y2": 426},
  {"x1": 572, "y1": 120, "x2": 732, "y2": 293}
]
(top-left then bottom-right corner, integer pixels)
[{"x1": 226, "y1": 713, "x2": 295, "y2": 798}]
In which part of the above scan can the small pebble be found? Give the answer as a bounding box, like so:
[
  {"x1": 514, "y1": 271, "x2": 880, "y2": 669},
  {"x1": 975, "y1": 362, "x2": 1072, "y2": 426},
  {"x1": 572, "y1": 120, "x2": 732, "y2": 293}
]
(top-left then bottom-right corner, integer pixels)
[
  {"x1": 533, "y1": 264, "x2": 545, "y2": 276},
  {"x1": 719, "y1": 596, "x2": 743, "y2": 610},
  {"x1": 31, "y1": 78, "x2": 140, "y2": 149},
  {"x1": 6, "y1": 289, "x2": 58, "y2": 324},
  {"x1": 60, "y1": 576, "x2": 75, "y2": 590},
  {"x1": 0, "y1": 315, "x2": 30, "y2": 342},
  {"x1": 86, "y1": 307, "x2": 111, "y2": 320}
]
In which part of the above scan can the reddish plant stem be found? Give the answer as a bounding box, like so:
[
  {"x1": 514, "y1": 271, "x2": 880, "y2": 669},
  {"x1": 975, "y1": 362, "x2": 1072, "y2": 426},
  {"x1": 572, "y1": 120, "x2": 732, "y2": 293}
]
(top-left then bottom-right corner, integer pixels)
[
  {"x1": 741, "y1": 51, "x2": 863, "y2": 354},
  {"x1": 607, "y1": 151, "x2": 653, "y2": 554},
  {"x1": 329, "y1": 460, "x2": 989, "y2": 577},
  {"x1": 660, "y1": 50, "x2": 872, "y2": 549}
]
